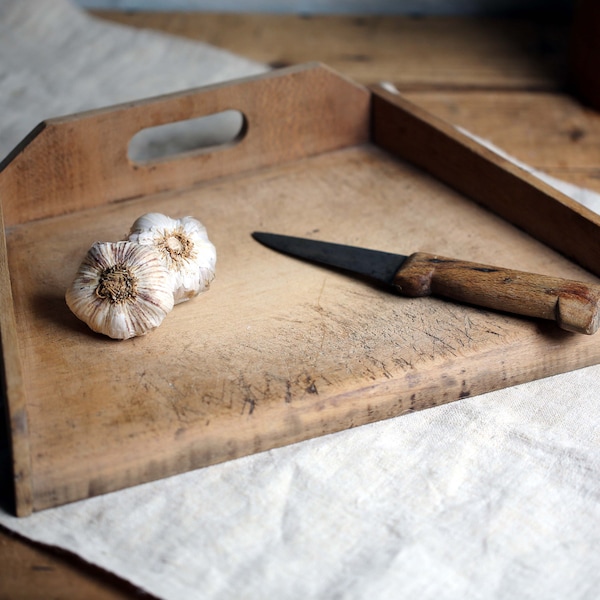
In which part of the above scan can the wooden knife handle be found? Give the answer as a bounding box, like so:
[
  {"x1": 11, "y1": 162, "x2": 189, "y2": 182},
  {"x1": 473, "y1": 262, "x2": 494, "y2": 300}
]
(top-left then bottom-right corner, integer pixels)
[{"x1": 393, "y1": 252, "x2": 600, "y2": 334}]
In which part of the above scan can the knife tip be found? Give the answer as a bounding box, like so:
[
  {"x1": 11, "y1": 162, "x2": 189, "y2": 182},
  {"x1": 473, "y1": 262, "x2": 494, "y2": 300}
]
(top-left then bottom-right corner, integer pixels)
[{"x1": 251, "y1": 231, "x2": 272, "y2": 244}]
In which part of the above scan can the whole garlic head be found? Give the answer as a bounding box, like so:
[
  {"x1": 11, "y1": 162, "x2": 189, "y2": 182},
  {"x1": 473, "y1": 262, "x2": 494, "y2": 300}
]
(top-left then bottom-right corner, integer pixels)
[
  {"x1": 66, "y1": 241, "x2": 174, "y2": 340},
  {"x1": 127, "y1": 213, "x2": 216, "y2": 304}
]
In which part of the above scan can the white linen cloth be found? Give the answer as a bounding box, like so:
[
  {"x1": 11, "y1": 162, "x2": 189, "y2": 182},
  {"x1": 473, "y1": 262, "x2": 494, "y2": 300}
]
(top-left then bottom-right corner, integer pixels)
[{"x1": 1, "y1": 2, "x2": 599, "y2": 599}]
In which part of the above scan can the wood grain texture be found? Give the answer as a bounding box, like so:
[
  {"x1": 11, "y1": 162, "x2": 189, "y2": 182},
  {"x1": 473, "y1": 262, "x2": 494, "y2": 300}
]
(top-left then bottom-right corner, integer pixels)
[
  {"x1": 0, "y1": 64, "x2": 370, "y2": 226},
  {"x1": 402, "y1": 90, "x2": 600, "y2": 194},
  {"x1": 90, "y1": 11, "x2": 569, "y2": 91},
  {"x1": 0, "y1": 198, "x2": 32, "y2": 517},
  {"x1": 4, "y1": 139, "x2": 600, "y2": 512},
  {"x1": 371, "y1": 86, "x2": 600, "y2": 278},
  {"x1": 0, "y1": 526, "x2": 150, "y2": 600},
  {"x1": 394, "y1": 252, "x2": 600, "y2": 334}
]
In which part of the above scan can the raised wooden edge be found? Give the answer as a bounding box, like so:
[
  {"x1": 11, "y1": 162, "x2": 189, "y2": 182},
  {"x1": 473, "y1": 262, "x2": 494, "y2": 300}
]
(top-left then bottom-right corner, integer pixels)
[
  {"x1": 0, "y1": 203, "x2": 33, "y2": 516},
  {"x1": 371, "y1": 85, "x2": 600, "y2": 279},
  {"x1": 26, "y1": 327, "x2": 600, "y2": 513},
  {"x1": 0, "y1": 63, "x2": 371, "y2": 227}
]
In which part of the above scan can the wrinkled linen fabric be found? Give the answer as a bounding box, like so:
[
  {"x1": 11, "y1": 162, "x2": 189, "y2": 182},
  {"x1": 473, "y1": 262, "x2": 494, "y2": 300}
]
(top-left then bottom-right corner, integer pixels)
[
  {"x1": 0, "y1": 0, "x2": 266, "y2": 158},
  {"x1": 1, "y1": 2, "x2": 599, "y2": 599}
]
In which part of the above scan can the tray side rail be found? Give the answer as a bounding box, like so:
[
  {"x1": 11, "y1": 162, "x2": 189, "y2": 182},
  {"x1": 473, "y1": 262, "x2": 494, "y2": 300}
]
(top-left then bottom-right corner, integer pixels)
[
  {"x1": 371, "y1": 86, "x2": 600, "y2": 279},
  {"x1": 0, "y1": 63, "x2": 370, "y2": 227},
  {"x1": 0, "y1": 202, "x2": 33, "y2": 516}
]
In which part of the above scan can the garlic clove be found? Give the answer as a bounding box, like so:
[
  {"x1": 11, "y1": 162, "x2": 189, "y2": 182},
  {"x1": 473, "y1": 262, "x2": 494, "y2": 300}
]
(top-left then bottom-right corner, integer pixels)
[
  {"x1": 128, "y1": 213, "x2": 217, "y2": 304},
  {"x1": 66, "y1": 241, "x2": 174, "y2": 340}
]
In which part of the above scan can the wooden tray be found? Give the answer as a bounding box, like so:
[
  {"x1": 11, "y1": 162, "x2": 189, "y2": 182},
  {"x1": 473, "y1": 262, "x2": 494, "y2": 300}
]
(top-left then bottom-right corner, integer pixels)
[{"x1": 2, "y1": 64, "x2": 600, "y2": 516}]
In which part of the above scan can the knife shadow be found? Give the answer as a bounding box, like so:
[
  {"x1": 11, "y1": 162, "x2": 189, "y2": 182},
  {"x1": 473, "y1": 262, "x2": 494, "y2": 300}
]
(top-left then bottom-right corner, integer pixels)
[{"x1": 305, "y1": 260, "x2": 582, "y2": 338}]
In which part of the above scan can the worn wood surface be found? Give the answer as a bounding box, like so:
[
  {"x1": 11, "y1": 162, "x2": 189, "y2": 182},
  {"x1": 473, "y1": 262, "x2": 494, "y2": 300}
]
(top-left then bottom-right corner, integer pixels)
[
  {"x1": 4, "y1": 64, "x2": 600, "y2": 516},
  {"x1": 0, "y1": 529, "x2": 146, "y2": 600},
  {"x1": 5, "y1": 136, "x2": 600, "y2": 514},
  {"x1": 401, "y1": 91, "x2": 600, "y2": 194},
  {"x1": 3, "y1": 10, "x2": 599, "y2": 600}
]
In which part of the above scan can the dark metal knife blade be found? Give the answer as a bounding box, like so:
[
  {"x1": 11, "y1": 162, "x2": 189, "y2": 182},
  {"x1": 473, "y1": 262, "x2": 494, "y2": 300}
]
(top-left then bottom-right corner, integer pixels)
[{"x1": 252, "y1": 231, "x2": 600, "y2": 335}]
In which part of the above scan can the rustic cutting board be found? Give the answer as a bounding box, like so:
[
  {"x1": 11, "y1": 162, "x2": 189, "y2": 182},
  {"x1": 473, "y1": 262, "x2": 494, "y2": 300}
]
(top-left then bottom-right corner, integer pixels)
[{"x1": 2, "y1": 64, "x2": 600, "y2": 516}]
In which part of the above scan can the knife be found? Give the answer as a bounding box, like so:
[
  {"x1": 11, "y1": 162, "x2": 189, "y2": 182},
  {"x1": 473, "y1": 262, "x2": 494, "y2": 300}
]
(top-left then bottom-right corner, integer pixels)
[{"x1": 252, "y1": 232, "x2": 600, "y2": 335}]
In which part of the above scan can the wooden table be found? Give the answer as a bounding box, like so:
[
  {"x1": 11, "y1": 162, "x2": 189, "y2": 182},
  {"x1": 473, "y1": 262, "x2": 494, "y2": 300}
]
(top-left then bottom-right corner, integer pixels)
[{"x1": 2, "y1": 10, "x2": 599, "y2": 599}]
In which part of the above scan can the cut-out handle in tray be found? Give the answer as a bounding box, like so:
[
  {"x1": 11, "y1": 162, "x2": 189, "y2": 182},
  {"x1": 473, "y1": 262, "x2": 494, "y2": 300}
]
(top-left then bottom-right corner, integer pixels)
[
  {"x1": 0, "y1": 64, "x2": 371, "y2": 227},
  {"x1": 127, "y1": 109, "x2": 248, "y2": 164}
]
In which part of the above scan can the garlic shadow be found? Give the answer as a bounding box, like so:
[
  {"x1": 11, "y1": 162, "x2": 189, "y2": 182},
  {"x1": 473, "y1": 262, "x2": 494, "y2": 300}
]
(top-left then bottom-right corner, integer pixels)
[{"x1": 30, "y1": 292, "x2": 89, "y2": 336}]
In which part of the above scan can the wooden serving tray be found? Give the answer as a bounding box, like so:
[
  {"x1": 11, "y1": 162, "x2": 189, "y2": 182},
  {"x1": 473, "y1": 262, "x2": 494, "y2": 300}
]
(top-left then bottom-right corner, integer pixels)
[{"x1": 2, "y1": 64, "x2": 600, "y2": 516}]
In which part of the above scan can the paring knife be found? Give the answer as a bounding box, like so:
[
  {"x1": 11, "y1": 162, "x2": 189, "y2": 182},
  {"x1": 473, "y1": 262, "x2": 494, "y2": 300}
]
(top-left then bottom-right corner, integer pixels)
[{"x1": 252, "y1": 232, "x2": 600, "y2": 335}]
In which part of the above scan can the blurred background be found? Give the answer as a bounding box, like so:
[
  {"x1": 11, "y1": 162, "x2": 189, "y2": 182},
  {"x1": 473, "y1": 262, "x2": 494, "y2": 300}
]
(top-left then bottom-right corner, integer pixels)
[
  {"x1": 74, "y1": 0, "x2": 572, "y2": 15},
  {"x1": 74, "y1": 0, "x2": 600, "y2": 112}
]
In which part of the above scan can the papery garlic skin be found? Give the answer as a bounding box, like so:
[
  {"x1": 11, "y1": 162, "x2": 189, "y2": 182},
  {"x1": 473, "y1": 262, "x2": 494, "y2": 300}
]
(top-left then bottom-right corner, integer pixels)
[
  {"x1": 128, "y1": 213, "x2": 217, "y2": 304},
  {"x1": 66, "y1": 241, "x2": 174, "y2": 340}
]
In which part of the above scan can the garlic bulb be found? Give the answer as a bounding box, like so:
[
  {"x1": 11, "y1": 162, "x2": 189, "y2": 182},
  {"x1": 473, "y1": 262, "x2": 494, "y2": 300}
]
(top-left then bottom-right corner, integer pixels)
[
  {"x1": 66, "y1": 241, "x2": 174, "y2": 340},
  {"x1": 127, "y1": 213, "x2": 216, "y2": 304}
]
